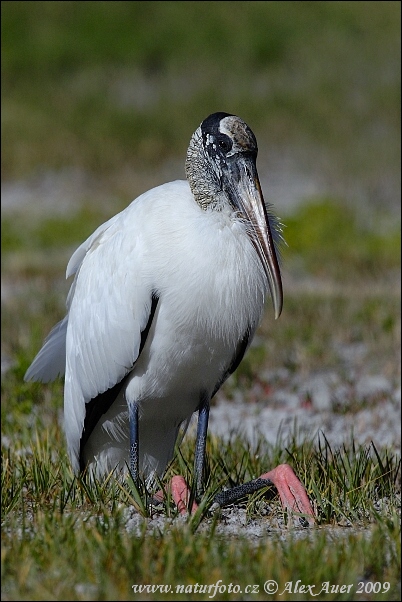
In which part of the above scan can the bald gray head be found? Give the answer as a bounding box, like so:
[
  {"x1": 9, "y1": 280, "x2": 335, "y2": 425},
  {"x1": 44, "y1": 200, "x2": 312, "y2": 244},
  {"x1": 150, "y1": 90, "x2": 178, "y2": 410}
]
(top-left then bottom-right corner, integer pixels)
[{"x1": 186, "y1": 112, "x2": 258, "y2": 210}]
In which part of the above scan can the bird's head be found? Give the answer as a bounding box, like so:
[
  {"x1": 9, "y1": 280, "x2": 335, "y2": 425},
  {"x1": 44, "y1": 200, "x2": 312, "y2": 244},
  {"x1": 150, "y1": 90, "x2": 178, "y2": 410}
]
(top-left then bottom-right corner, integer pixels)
[{"x1": 185, "y1": 112, "x2": 283, "y2": 319}]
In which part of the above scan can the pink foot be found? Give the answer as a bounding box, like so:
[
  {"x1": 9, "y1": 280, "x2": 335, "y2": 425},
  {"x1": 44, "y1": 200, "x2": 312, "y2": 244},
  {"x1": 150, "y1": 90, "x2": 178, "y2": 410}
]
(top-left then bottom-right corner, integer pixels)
[
  {"x1": 153, "y1": 476, "x2": 198, "y2": 515},
  {"x1": 260, "y1": 463, "x2": 315, "y2": 524},
  {"x1": 171, "y1": 476, "x2": 198, "y2": 515}
]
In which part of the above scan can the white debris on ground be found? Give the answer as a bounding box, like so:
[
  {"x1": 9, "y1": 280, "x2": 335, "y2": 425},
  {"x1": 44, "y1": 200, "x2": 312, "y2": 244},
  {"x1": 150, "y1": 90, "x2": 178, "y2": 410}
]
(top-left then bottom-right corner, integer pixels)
[{"x1": 208, "y1": 371, "x2": 401, "y2": 456}]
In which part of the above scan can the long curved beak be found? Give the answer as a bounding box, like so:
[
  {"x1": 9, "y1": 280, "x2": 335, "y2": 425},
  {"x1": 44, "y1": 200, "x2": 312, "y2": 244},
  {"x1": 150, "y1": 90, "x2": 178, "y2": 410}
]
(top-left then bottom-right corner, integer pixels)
[{"x1": 224, "y1": 156, "x2": 283, "y2": 319}]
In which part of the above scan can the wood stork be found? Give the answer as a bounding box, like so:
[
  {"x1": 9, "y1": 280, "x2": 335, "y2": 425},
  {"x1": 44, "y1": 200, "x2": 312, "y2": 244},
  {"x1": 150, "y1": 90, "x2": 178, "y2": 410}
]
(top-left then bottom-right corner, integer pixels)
[{"x1": 25, "y1": 112, "x2": 314, "y2": 524}]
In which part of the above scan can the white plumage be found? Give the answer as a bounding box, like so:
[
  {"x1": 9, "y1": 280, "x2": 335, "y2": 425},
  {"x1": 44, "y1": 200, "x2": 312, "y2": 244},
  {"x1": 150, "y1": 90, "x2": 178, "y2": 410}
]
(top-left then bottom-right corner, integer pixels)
[
  {"x1": 25, "y1": 112, "x2": 284, "y2": 494},
  {"x1": 26, "y1": 179, "x2": 270, "y2": 477}
]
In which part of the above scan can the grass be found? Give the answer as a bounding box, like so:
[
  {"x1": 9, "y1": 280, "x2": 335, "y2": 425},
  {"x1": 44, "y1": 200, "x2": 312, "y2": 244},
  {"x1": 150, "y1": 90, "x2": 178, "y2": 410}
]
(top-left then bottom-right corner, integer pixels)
[
  {"x1": 283, "y1": 199, "x2": 401, "y2": 281},
  {"x1": 1, "y1": 427, "x2": 401, "y2": 600}
]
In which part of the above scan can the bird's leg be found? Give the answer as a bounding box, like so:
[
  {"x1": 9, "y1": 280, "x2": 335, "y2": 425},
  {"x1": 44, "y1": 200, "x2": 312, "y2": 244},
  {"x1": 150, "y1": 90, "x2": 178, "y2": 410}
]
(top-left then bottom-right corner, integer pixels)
[
  {"x1": 170, "y1": 397, "x2": 210, "y2": 513},
  {"x1": 129, "y1": 401, "x2": 139, "y2": 484},
  {"x1": 128, "y1": 401, "x2": 196, "y2": 513},
  {"x1": 212, "y1": 463, "x2": 315, "y2": 526},
  {"x1": 156, "y1": 397, "x2": 210, "y2": 515},
  {"x1": 194, "y1": 396, "x2": 210, "y2": 500}
]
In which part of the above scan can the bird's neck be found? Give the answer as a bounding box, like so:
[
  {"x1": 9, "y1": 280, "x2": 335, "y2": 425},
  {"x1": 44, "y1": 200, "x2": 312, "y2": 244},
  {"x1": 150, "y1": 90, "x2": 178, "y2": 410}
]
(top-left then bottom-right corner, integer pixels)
[{"x1": 185, "y1": 128, "x2": 224, "y2": 211}]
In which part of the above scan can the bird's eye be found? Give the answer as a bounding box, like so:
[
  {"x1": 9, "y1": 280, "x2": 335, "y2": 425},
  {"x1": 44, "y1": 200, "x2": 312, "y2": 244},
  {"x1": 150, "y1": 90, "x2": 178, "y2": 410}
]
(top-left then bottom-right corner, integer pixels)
[{"x1": 217, "y1": 136, "x2": 232, "y2": 153}]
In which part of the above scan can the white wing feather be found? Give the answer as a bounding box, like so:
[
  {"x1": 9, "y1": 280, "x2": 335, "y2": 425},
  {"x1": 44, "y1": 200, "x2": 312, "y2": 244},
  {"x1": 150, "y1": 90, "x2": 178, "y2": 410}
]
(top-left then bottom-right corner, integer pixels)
[
  {"x1": 24, "y1": 316, "x2": 68, "y2": 382},
  {"x1": 25, "y1": 183, "x2": 189, "y2": 469},
  {"x1": 24, "y1": 213, "x2": 123, "y2": 384}
]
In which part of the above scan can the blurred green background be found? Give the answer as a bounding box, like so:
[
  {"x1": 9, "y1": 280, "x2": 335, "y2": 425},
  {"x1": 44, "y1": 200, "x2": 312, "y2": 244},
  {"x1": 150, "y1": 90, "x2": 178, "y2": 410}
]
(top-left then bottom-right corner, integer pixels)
[{"x1": 1, "y1": 1, "x2": 401, "y2": 283}]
